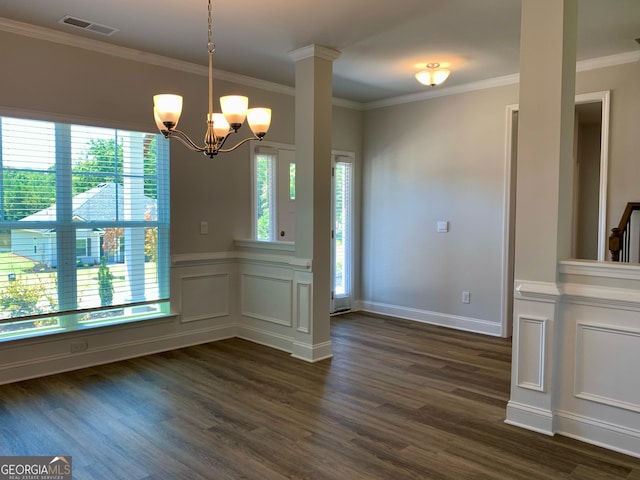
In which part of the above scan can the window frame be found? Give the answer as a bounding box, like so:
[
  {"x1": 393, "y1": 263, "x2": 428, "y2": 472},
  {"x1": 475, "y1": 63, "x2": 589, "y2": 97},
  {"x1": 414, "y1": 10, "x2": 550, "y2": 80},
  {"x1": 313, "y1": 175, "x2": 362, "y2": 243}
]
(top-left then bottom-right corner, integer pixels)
[{"x1": 0, "y1": 111, "x2": 171, "y2": 341}]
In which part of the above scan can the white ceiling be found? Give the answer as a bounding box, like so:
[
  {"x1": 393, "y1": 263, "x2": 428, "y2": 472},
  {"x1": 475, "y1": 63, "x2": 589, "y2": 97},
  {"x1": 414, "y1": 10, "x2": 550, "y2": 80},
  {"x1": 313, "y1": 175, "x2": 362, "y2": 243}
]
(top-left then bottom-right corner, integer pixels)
[{"x1": 0, "y1": 0, "x2": 638, "y2": 103}]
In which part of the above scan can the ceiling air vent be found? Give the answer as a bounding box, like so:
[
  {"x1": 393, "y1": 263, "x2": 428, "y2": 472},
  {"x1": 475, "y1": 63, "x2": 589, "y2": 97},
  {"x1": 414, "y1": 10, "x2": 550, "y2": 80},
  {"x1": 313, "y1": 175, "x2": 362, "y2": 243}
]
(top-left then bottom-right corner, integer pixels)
[{"x1": 58, "y1": 15, "x2": 119, "y2": 36}]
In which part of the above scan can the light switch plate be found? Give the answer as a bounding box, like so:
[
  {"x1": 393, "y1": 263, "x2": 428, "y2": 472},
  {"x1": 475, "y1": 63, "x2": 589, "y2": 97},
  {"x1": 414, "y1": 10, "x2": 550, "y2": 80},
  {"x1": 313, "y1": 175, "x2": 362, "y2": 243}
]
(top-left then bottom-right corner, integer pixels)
[{"x1": 437, "y1": 221, "x2": 449, "y2": 233}]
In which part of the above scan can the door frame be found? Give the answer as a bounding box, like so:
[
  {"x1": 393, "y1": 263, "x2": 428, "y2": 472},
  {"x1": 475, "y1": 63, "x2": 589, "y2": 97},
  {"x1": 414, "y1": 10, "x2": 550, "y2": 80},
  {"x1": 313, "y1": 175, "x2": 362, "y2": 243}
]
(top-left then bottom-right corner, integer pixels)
[{"x1": 502, "y1": 90, "x2": 610, "y2": 337}]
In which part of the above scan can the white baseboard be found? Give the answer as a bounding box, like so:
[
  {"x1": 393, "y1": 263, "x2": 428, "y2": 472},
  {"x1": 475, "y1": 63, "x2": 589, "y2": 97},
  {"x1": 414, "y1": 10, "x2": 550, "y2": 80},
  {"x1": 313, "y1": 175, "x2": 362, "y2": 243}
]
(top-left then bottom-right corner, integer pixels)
[
  {"x1": 359, "y1": 300, "x2": 502, "y2": 336},
  {"x1": 236, "y1": 325, "x2": 295, "y2": 354},
  {"x1": 0, "y1": 322, "x2": 237, "y2": 385},
  {"x1": 555, "y1": 409, "x2": 640, "y2": 459},
  {"x1": 237, "y1": 326, "x2": 333, "y2": 363},
  {"x1": 291, "y1": 340, "x2": 333, "y2": 363},
  {"x1": 504, "y1": 401, "x2": 555, "y2": 436}
]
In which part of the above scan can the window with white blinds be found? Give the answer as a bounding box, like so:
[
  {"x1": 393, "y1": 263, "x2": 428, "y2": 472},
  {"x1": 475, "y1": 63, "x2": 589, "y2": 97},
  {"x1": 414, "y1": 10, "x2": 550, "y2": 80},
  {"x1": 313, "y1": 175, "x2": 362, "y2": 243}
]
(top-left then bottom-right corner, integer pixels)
[{"x1": 0, "y1": 116, "x2": 170, "y2": 340}]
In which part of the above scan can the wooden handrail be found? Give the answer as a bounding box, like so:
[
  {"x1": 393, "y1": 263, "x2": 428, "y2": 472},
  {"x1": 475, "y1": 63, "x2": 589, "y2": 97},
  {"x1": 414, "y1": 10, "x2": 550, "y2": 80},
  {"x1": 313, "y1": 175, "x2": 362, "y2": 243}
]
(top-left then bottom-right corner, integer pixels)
[{"x1": 609, "y1": 202, "x2": 640, "y2": 262}]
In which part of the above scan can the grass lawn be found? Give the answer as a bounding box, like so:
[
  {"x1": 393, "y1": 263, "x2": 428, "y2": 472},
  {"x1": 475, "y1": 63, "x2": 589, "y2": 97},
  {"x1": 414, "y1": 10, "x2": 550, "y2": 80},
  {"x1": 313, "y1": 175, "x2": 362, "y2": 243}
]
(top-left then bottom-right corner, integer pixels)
[
  {"x1": 0, "y1": 252, "x2": 36, "y2": 276},
  {"x1": 0, "y1": 256, "x2": 159, "y2": 315}
]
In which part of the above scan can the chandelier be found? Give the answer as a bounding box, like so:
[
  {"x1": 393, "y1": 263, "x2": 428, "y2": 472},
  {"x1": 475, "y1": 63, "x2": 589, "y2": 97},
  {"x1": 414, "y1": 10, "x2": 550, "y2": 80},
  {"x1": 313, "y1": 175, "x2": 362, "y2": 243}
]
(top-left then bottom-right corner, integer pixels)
[{"x1": 153, "y1": 0, "x2": 271, "y2": 157}]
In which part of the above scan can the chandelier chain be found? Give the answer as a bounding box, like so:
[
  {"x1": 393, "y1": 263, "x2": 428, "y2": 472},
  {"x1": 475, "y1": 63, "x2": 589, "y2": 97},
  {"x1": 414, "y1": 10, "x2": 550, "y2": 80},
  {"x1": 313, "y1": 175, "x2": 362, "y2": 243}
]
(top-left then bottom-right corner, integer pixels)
[{"x1": 207, "y1": 0, "x2": 215, "y2": 54}]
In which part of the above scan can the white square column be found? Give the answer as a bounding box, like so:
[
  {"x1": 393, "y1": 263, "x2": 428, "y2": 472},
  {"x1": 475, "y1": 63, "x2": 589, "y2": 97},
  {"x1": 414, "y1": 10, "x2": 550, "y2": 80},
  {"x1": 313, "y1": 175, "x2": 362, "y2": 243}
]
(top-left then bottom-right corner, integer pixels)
[
  {"x1": 289, "y1": 45, "x2": 340, "y2": 362},
  {"x1": 506, "y1": 0, "x2": 578, "y2": 434}
]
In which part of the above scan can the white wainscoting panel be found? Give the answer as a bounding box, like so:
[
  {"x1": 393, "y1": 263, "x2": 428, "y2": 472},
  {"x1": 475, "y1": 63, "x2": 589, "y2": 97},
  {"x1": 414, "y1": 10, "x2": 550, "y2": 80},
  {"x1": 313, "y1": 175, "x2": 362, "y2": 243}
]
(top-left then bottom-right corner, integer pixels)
[
  {"x1": 575, "y1": 323, "x2": 640, "y2": 413},
  {"x1": 516, "y1": 315, "x2": 547, "y2": 392},
  {"x1": 241, "y1": 273, "x2": 293, "y2": 326},
  {"x1": 180, "y1": 273, "x2": 230, "y2": 323},
  {"x1": 296, "y1": 282, "x2": 312, "y2": 333}
]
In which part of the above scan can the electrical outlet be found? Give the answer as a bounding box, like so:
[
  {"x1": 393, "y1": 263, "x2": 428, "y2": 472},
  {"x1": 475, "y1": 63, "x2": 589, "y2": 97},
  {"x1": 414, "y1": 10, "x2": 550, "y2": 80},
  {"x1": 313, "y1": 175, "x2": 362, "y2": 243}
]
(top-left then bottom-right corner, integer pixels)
[
  {"x1": 462, "y1": 291, "x2": 471, "y2": 304},
  {"x1": 70, "y1": 340, "x2": 88, "y2": 353},
  {"x1": 200, "y1": 221, "x2": 208, "y2": 235}
]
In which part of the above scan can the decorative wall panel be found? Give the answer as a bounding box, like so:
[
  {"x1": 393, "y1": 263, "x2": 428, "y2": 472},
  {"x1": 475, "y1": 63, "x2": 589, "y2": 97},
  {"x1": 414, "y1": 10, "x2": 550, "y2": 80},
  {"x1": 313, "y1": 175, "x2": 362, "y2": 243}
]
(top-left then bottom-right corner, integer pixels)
[
  {"x1": 575, "y1": 323, "x2": 640, "y2": 413},
  {"x1": 180, "y1": 273, "x2": 230, "y2": 323},
  {"x1": 516, "y1": 315, "x2": 547, "y2": 392}
]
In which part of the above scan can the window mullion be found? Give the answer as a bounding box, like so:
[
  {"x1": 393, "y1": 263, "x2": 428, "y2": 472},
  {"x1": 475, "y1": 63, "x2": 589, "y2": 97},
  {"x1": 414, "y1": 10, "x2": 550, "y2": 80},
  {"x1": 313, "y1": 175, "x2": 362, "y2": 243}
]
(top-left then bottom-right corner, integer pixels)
[{"x1": 55, "y1": 123, "x2": 78, "y2": 321}]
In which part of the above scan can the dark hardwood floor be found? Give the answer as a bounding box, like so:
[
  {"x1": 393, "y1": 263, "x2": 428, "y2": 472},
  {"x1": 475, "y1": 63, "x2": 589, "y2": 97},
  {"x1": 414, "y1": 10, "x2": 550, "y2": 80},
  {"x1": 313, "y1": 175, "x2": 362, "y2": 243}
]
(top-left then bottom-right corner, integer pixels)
[{"x1": 1, "y1": 312, "x2": 639, "y2": 479}]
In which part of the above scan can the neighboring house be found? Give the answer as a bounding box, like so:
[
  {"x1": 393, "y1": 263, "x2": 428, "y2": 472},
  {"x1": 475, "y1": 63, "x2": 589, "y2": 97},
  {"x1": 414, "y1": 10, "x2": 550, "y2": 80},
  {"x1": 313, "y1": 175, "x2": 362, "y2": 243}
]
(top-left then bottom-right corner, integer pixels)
[{"x1": 11, "y1": 183, "x2": 157, "y2": 267}]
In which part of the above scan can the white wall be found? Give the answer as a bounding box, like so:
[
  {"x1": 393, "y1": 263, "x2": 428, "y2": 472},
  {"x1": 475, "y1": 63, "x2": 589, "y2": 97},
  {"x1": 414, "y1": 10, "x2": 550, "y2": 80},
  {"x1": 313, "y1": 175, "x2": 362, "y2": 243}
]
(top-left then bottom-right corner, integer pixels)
[{"x1": 361, "y1": 85, "x2": 518, "y2": 336}]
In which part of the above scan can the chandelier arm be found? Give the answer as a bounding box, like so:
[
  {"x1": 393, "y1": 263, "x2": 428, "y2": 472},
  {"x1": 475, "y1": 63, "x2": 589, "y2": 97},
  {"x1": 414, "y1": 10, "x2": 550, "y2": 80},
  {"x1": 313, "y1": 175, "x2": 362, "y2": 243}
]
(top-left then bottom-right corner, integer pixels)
[
  {"x1": 217, "y1": 135, "x2": 263, "y2": 153},
  {"x1": 168, "y1": 130, "x2": 206, "y2": 152}
]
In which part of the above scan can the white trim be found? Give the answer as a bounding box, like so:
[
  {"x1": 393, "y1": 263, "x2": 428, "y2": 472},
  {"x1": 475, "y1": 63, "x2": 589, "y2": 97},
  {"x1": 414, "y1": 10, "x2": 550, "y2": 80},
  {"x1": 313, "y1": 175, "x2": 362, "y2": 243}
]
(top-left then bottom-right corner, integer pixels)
[
  {"x1": 575, "y1": 91, "x2": 611, "y2": 261},
  {"x1": 289, "y1": 45, "x2": 341, "y2": 63},
  {"x1": 171, "y1": 251, "x2": 235, "y2": 266},
  {"x1": 2, "y1": 17, "x2": 636, "y2": 111},
  {"x1": 555, "y1": 409, "x2": 640, "y2": 460},
  {"x1": 574, "y1": 323, "x2": 640, "y2": 413},
  {"x1": 0, "y1": 17, "x2": 361, "y2": 110},
  {"x1": 359, "y1": 301, "x2": 502, "y2": 336},
  {"x1": 515, "y1": 280, "x2": 561, "y2": 303},
  {"x1": 562, "y1": 283, "x2": 640, "y2": 309},
  {"x1": 516, "y1": 315, "x2": 547, "y2": 392},
  {"x1": 576, "y1": 51, "x2": 640, "y2": 73},
  {"x1": 365, "y1": 73, "x2": 521, "y2": 110},
  {"x1": 291, "y1": 340, "x2": 334, "y2": 363},
  {"x1": 501, "y1": 104, "x2": 518, "y2": 338},
  {"x1": 0, "y1": 319, "x2": 235, "y2": 385},
  {"x1": 234, "y1": 239, "x2": 295, "y2": 252},
  {"x1": 559, "y1": 259, "x2": 640, "y2": 280},
  {"x1": 505, "y1": 401, "x2": 555, "y2": 436},
  {"x1": 365, "y1": 51, "x2": 639, "y2": 110}
]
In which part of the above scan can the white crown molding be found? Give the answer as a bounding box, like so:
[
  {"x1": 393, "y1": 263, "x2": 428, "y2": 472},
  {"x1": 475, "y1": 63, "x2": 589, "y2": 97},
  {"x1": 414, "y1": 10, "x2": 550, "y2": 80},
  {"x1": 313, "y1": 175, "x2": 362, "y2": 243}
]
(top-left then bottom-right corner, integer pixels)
[
  {"x1": 576, "y1": 50, "x2": 640, "y2": 73},
  {"x1": 2, "y1": 16, "x2": 637, "y2": 112},
  {"x1": 364, "y1": 73, "x2": 522, "y2": 110},
  {"x1": 0, "y1": 17, "x2": 362, "y2": 109},
  {"x1": 289, "y1": 44, "x2": 341, "y2": 63},
  {"x1": 364, "y1": 50, "x2": 640, "y2": 110}
]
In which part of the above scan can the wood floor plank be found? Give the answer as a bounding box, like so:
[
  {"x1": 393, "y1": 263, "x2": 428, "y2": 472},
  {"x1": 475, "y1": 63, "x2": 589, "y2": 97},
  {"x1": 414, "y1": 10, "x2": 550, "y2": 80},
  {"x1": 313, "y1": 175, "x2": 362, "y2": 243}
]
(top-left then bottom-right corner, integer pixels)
[{"x1": 0, "y1": 311, "x2": 639, "y2": 479}]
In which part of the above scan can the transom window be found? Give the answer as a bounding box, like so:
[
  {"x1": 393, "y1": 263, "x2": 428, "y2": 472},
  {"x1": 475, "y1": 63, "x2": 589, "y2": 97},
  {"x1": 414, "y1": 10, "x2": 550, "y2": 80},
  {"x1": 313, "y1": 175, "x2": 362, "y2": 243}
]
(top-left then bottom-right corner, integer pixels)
[{"x1": 0, "y1": 116, "x2": 170, "y2": 340}]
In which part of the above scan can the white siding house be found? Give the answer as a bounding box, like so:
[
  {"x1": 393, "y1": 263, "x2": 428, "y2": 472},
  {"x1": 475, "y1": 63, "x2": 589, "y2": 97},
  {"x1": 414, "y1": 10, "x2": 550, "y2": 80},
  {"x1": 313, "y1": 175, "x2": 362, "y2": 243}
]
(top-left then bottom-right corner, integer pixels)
[{"x1": 11, "y1": 183, "x2": 156, "y2": 267}]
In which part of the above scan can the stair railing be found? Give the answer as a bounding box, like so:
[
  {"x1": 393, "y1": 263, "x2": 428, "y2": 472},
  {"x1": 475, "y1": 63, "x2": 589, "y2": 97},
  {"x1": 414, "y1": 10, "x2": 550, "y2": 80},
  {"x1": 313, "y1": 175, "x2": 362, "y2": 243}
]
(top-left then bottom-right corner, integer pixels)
[{"x1": 608, "y1": 202, "x2": 640, "y2": 262}]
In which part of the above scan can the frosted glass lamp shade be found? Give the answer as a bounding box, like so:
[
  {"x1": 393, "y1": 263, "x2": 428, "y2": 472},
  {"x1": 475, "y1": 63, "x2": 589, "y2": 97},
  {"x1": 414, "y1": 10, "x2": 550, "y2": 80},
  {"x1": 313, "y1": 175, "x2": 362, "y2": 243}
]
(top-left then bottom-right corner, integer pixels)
[
  {"x1": 153, "y1": 94, "x2": 183, "y2": 128},
  {"x1": 247, "y1": 108, "x2": 272, "y2": 137},
  {"x1": 415, "y1": 68, "x2": 450, "y2": 86},
  {"x1": 220, "y1": 95, "x2": 248, "y2": 128},
  {"x1": 210, "y1": 113, "x2": 231, "y2": 139}
]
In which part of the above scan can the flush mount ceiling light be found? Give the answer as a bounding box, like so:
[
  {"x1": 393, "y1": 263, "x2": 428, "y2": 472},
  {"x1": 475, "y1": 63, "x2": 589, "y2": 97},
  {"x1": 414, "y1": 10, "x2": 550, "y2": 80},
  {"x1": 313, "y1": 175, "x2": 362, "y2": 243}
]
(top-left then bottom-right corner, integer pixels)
[
  {"x1": 415, "y1": 63, "x2": 451, "y2": 87},
  {"x1": 153, "y1": 0, "x2": 271, "y2": 158}
]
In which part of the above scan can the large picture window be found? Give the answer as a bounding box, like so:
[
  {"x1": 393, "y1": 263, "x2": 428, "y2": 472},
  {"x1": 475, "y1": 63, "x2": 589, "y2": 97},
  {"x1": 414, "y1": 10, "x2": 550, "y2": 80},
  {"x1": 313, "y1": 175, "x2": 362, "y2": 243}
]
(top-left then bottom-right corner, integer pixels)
[{"x1": 0, "y1": 116, "x2": 170, "y2": 340}]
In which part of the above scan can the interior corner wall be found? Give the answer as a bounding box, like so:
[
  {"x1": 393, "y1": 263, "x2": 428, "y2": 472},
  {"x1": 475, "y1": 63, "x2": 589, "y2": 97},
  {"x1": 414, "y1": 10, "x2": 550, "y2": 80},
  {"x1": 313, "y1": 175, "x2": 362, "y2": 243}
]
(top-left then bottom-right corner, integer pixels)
[
  {"x1": 359, "y1": 60, "x2": 639, "y2": 337},
  {"x1": 361, "y1": 85, "x2": 519, "y2": 335},
  {"x1": 0, "y1": 28, "x2": 366, "y2": 382}
]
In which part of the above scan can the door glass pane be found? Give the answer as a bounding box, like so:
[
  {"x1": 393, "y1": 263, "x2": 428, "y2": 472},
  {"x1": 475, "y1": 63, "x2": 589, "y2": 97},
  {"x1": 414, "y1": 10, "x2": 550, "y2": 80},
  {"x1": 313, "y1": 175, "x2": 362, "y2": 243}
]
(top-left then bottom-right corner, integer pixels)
[{"x1": 333, "y1": 160, "x2": 352, "y2": 303}]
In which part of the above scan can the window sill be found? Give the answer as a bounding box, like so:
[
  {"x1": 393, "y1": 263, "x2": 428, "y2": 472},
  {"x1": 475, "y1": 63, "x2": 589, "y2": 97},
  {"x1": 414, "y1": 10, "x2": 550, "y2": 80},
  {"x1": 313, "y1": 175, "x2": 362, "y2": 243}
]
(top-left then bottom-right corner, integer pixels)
[{"x1": 0, "y1": 307, "x2": 177, "y2": 345}]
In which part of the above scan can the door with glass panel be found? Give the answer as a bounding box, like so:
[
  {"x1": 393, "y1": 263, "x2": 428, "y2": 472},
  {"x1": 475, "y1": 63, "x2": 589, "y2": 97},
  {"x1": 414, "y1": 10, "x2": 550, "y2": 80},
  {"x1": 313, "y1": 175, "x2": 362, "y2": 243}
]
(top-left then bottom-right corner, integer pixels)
[{"x1": 331, "y1": 154, "x2": 353, "y2": 313}]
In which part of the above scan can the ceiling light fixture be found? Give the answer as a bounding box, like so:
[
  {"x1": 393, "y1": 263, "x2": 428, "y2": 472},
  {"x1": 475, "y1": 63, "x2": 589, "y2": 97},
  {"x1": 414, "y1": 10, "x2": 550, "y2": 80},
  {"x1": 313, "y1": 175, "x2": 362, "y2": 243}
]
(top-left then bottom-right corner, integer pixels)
[
  {"x1": 153, "y1": 0, "x2": 271, "y2": 157},
  {"x1": 415, "y1": 63, "x2": 451, "y2": 87}
]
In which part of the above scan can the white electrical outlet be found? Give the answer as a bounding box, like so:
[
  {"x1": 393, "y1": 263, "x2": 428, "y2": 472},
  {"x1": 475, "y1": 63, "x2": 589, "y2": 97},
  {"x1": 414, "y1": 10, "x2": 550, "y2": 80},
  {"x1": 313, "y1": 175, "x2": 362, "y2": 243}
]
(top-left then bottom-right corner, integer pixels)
[
  {"x1": 200, "y1": 221, "x2": 209, "y2": 235},
  {"x1": 462, "y1": 291, "x2": 471, "y2": 304}
]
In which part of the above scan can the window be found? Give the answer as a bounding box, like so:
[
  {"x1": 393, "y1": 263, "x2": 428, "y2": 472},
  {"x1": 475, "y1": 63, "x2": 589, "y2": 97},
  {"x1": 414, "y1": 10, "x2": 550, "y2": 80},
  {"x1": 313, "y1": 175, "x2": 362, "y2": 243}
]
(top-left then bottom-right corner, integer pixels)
[
  {"x1": 252, "y1": 144, "x2": 296, "y2": 242},
  {"x1": 254, "y1": 147, "x2": 276, "y2": 241},
  {"x1": 0, "y1": 116, "x2": 170, "y2": 340}
]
